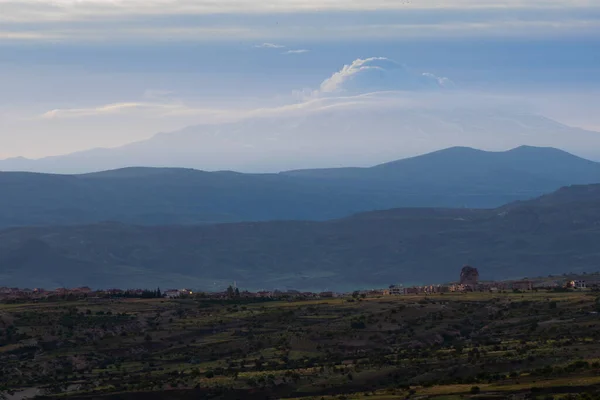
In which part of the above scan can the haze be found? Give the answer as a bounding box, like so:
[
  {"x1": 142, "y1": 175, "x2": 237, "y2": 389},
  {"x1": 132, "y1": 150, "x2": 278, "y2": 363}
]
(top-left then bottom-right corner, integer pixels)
[{"x1": 0, "y1": 0, "x2": 599, "y2": 170}]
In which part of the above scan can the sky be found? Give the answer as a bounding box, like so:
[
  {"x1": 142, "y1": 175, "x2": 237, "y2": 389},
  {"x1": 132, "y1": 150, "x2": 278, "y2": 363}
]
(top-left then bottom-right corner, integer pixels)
[{"x1": 0, "y1": 0, "x2": 599, "y2": 160}]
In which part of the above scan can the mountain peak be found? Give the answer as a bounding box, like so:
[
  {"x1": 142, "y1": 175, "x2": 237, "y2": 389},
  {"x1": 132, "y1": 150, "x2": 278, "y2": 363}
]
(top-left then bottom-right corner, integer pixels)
[
  {"x1": 507, "y1": 145, "x2": 571, "y2": 155},
  {"x1": 374, "y1": 145, "x2": 589, "y2": 170}
]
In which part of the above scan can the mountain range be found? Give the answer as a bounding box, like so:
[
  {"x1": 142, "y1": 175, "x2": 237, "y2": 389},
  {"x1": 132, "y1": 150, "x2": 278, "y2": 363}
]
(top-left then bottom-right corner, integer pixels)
[
  {"x1": 1, "y1": 182, "x2": 600, "y2": 291},
  {"x1": 2, "y1": 105, "x2": 600, "y2": 173},
  {"x1": 2, "y1": 146, "x2": 600, "y2": 228}
]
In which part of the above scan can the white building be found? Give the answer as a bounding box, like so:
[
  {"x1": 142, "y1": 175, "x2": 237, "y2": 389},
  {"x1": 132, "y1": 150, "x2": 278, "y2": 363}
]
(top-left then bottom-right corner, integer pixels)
[
  {"x1": 389, "y1": 286, "x2": 403, "y2": 295},
  {"x1": 164, "y1": 290, "x2": 181, "y2": 298},
  {"x1": 571, "y1": 280, "x2": 587, "y2": 289}
]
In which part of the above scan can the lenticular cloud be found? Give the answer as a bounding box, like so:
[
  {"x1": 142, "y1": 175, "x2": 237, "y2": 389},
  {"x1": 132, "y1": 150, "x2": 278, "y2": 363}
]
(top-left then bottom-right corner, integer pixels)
[{"x1": 318, "y1": 57, "x2": 454, "y2": 95}]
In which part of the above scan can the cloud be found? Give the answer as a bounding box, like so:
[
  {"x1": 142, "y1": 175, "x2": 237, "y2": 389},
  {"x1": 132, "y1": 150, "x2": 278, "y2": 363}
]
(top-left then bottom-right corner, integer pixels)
[
  {"x1": 283, "y1": 49, "x2": 309, "y2": 54},
  {"x1": 2, "y1": 5, "x2": 599, "y2": 42},
  {"x1": 316, "y1": 57, "x2": 454, "y2": 96},
  {"x1": 421, "y1": 73, "x2": 456, "y2": 89},
  {"x1": 0, "y1": 31, "x2": 58, "y2": 40},
  {"x1": 0, "y1": 0, "x2": 596, "y2": 24},
  {"x1": 41, "y1": 102, "x2": 184, "y2": 119},
  {"x1": 38, "y1": 90, "x2": 419, "y2": 124},
  {"x1": 37, "y1": 57, "x2": 455, "y2": 122},
  {"x1": 255, "y1": 42, "x2": 285, "y2": 48}
]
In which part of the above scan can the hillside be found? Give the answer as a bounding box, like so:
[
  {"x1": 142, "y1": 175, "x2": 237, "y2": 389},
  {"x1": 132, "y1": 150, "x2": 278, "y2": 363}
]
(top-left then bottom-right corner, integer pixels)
[
  {"x1": 1, "y1": 183, "x2": 600, "y2": 290},
  {"x1": 4, "y1": 291, "x2": 600, "y2": 400},
  {"x1": 2, "y1": 146, "x2": 600, "y2": 228}
]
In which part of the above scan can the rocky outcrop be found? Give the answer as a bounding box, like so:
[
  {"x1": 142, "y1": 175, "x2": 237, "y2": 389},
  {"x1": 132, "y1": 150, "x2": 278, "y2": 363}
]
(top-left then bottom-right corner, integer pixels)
[{"x1": 460, "y1": 265, "x2": 479, "y2": 286}]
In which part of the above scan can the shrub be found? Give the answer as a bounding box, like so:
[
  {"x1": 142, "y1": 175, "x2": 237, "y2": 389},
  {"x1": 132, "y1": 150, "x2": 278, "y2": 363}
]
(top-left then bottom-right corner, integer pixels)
[{"x1": 351, "y1": 321, "x2": 366, "y2": 329}]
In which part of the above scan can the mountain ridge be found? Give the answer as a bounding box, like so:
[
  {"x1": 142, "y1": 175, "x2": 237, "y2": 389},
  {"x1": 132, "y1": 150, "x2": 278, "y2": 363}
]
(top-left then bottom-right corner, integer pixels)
[
  {"x1": 1, "y1": 183, "x2": 599, "y2": 291},
  {"x1": 1, "y1": 145, "x2": 600, "y2": 229},
  {"x1": 3, "y1": 107, "x2": 600, "y2": 173}
]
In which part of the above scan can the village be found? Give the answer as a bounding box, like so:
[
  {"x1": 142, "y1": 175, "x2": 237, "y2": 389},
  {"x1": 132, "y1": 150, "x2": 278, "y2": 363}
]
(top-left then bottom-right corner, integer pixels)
[{"x1": 1, "y1": 265, "x2": 598, "y2": 303}]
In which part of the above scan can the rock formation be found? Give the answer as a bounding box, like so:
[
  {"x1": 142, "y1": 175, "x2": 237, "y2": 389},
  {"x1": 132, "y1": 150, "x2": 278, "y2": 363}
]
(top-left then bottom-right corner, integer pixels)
[{"x1": 460, "y1": 265, "x2": 479, "y2": 287}]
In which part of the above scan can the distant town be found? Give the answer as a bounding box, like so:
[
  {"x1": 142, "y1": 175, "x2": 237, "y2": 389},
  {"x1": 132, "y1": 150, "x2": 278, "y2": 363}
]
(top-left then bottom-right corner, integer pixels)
[{"x1": 1, "y1": 265, "x2": 598, "y2": 302}]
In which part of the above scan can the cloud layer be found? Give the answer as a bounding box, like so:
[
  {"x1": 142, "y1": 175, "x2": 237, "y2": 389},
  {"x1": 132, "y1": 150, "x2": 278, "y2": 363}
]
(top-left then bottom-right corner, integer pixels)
[
  {"x1": 283, "y1": 49, "x2": 310, "y2": 55},
  {"x1": 38, "y1": 57, "x2": 454, "y2": 121},
  {"x1": 255, "y1": 43, "x2": 285, "y2": 48},
  {"x1": 1, "y1": 0, "x2": 594, "y2": 23},
  {"x1": 1, "y1": 1, "x2": 599, "y2": 42}
]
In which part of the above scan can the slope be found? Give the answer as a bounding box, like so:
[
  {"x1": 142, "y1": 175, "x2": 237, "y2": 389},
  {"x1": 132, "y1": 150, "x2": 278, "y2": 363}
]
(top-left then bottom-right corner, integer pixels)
[{"x1": 1, "y1": 184, "x2": 599, "y2": 290}]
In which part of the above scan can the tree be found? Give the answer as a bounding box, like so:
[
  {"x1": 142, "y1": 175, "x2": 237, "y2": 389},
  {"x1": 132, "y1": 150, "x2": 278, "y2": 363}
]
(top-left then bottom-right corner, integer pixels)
[
  {"x1": 454, "y1": 343, "x2": 464, "y2": 355},
  {"x1": 235, "y1": 288, "x2": 240, "y2": 297},
  {"x1": 157, "y1": 287, "x2": 162, "y2": 298},
  {"x1": 227, "y1": 286, "x2": 235, "y2": 299},
  {"x1": 351, "y1": 321, "x2": 366, "y2": 329}
]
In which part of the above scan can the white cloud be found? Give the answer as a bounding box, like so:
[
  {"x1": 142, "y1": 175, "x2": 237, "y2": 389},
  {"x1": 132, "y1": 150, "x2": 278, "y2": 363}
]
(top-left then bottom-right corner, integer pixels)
[
  {"x1": 0, "y1": 31, "x2": 59, "y2": 40},
  {"x1": 34, "y1": 58, "x2": 459, "y2": 123},
  {"x1": 41, "y1": 102, "x2": 184, "y2": 119},
  {"x1": 37, "y1": 90, "x2": 413, "y2": 123},
  {"x1": 283, "y1": 49, "x2": 310, "y2": 54},
  {"x1": 255, "y1": 42, "x2": 285, "y2": 48},
  {"x1": 37, "y1": 56, "x2": 454, "y2": 122},
  {"x1": 0, "y1": 0, "x2": 596, "y2": 24},
  {"x1": 38, "y1": 90, "x2": 475, "y2": 127},
  {"x1": 422, "y1": 73, "x2": 456, "y2": 89},
  {"x1": 1, "y1": 4, "x2": 598, "y2": 42},
  {"x1": 315, "y1": 57, "x2": 454, "y2": 96}
]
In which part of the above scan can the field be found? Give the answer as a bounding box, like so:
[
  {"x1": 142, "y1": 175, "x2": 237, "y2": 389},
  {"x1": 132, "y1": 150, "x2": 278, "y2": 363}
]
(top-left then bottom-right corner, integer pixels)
[{"x1": 3, "y1": 290, "x2": 600, "y2": 399}]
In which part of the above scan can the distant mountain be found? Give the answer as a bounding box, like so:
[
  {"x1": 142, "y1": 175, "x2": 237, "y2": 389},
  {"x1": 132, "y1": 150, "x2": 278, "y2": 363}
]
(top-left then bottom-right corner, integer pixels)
[
  {"x1": 2, "y1": 106, "x2": 600, "y2": 173},
  {"x1": 1, "y1": 183, "x2": 600, "y2": 291},
  {"x1": 1, "y1": 146, "x2": 600, "y2": 228},
  {"x1": 286, "y1": 145, "x2": 600, "y2": 184}
]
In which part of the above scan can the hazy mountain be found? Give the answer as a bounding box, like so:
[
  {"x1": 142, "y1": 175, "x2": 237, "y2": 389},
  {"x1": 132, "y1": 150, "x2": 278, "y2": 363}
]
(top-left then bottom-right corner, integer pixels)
[
  {"x1": 285, "y1": 145, "x2": 600, "y2": 183},
  {"x1": 1, "y1": 183, "x2": 600, "y2": 291},
  {"x1": 1, "y1": 146, "x2": 600, "y2": 228},
  {"x1": 2, "y1": 106, "x2": 600, "y2": 173}
]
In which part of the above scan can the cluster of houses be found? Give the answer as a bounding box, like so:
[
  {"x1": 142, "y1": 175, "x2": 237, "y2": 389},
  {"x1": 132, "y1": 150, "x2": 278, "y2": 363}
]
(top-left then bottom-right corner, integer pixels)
[
  {"x1": 180, "y1": 289, "x2": 338, "y2": 300},
  {"x1": 378, "y1": 266, "x2": 538, "y2": 296},
  {"x1": 3, "y1": 267, "x2": 599, "y2": 302},
  {"x1": 566, "y1": 279, "x2": 600, "y2": 289},
  {"x1": 0, "y1": 285, "x2": 339, "y2": 302},
  {"x1": 377, "y1": 267, "x2": 600, "y2": 296},
  {"x1": 380, "y1": 280, "x2": 535, "y2": 296}
]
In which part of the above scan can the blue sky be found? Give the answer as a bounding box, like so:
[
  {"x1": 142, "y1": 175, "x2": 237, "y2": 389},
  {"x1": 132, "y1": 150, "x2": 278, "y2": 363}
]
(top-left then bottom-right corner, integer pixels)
[{"x1": 0, "y1": 0, "x2": 599, "y2": 159}]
